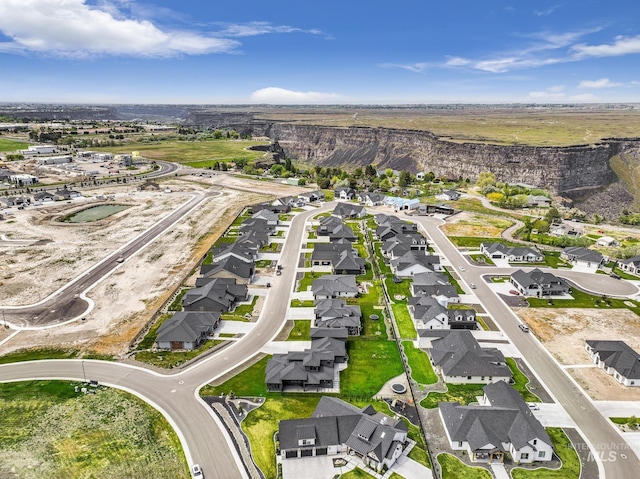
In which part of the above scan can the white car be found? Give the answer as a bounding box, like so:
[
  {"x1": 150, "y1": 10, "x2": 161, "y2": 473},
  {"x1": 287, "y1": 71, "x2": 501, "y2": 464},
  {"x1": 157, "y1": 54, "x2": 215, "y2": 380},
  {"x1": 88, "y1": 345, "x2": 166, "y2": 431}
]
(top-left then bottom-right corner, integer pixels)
[
  {"x1": 459, "y1": 266, "x2": 465, "y2": 271},
  {"x1": 527, "y1": 402, "x2": 539, "y2": 410},
  {"x1": 191, "y1": 464, "x2": 203, "y2": 477}
]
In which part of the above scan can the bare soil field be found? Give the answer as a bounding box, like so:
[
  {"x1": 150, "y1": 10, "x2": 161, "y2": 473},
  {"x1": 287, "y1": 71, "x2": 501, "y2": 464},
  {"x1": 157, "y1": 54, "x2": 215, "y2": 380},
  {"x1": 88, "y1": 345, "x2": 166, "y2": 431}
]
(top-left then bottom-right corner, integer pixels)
[
  {"x1": 515, "y1": 307, "x2": 640, "y2": 400},
  {"x1": 0, "y1": 174, "x2": 303, "y2": 357},
  {"x1": 440, "y1": 211, "x2": 514, "y2": 237}
]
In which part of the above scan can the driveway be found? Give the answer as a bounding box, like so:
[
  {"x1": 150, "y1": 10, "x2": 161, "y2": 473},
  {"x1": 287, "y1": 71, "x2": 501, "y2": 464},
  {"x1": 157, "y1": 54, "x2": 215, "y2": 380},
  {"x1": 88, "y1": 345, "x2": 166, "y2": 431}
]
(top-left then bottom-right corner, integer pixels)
[
  {"x1": 530, "y1": 403, "x2": 577, "y2": 427},
  {"x1": 286, "y1": 308, "x2": 315, "y2": 319}
]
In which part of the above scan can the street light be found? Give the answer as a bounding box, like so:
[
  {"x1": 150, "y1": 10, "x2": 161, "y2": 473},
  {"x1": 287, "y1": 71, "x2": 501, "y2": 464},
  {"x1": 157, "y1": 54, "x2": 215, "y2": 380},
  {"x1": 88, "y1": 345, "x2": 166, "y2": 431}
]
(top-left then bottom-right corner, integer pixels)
[{"x1": 81, "y1": 360, "x2": 87, "y2": 383}]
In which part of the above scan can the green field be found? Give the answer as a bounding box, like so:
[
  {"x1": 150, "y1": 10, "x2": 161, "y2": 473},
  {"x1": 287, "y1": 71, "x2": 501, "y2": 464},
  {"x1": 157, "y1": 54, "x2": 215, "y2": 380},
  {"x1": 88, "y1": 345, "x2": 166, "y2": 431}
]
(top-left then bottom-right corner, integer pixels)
[
  {"x1": 0, "y1": 381, "x2": 187, "y2": 478},
  {"x1": 0, "y1": 138, "x2": 29, "y2": 152},
  {"x1": 402, "y1": 341, "x2": 438, "y2": 385},
  {"x1": 94, "y1": 139, "x2": 269, "y2": 165},
  {"x1": 438, "y1": 453, "x2": 491, "y2": 479}
]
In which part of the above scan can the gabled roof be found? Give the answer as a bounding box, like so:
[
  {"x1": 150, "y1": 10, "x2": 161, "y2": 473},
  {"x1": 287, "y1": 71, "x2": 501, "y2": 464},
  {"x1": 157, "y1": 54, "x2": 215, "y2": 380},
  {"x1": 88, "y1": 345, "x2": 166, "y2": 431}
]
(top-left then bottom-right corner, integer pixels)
[
  {"x1": 333, "y1": 203, "x2": 366, "y2": 218},
  {"x1": 200, "y1": 256, "x2": 254, "y2": 280},
  {"x1": 311, "y1": 275, "x2": 358, "y2": 296},
  {"x1": 586, "y1": 340, "x2": 640, "y2": 380},
  {"x1": 563, "y1": 246, "x2": 604, "y2": 264},
  {"x1": 511, "y1": 268, "x2": 567, "y2": 291},
  {"x1": 391, "y1": 251, "x2": 440, "y2": 272},
  {"x1": 156, "y1": 311, "x2": 220, "y2": 343},
  {"x1": 621, "y1": 256, "x2": 640, "y2": 267}
]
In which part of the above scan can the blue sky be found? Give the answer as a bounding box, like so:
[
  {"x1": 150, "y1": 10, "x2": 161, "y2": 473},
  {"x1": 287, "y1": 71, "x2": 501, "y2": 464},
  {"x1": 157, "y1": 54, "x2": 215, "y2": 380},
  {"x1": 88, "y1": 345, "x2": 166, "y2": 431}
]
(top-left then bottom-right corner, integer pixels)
[{"x1": 1, "y1": 0, "x2": 640, "y2": 104}]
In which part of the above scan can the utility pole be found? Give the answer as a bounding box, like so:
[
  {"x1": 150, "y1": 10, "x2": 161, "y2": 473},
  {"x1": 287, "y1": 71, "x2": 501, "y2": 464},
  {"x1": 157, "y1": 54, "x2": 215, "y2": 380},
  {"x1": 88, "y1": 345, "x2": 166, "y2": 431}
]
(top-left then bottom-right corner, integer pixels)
[{"x1": 81, "y1": 360, "x2": 87, "y2": 383}]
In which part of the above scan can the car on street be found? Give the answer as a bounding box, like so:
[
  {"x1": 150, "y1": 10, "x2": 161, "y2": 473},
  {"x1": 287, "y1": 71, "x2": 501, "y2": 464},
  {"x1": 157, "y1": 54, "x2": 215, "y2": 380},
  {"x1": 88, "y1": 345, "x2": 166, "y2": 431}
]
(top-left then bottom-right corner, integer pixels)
[
  {"x1": 509, "y1": 290, "x2": 520, "y2": 295},
  {"x1": 266, "y1": 282, "x2": 271, "y2": 288},
  {"x1": 469, "y1": 283, "x2": 476, "y2": 289},
  {"x1": 191, "y1": 464, "x2": 203, "y2": 477},
  {"x1": 276, "y1": 269, "x2": 281, "y2": 275},
  {"x1": 527, "y1": 402, "x2": 539, "y2": 410},
  {"x1": 519, "y1": 323, "x2": 530, "y2": 332},
  {"x1": 610, "y1": 273, "x2": 621, "y2": 279},
  {"x1": 459, "y1": 266, "x2": 465, "y2": 271}
]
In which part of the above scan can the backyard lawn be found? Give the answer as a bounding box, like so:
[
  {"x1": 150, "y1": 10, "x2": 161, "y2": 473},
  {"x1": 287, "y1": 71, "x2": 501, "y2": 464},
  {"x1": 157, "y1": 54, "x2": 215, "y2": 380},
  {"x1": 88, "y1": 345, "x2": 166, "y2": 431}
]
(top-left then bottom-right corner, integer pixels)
[
  {"x1": 392, "y1": 304, "x2": 417, "y2": 339},
  {"x1": 438, "y1": 453, "x2": 491, "y2": 479},
  {"x1": 341, "y1": 339, "x2": 404, "y2": 397},
  {"x1": 402, "y1": 341, "x2": 438, "y2": 385},
  {"x1": 286, "y1": 320, "x2": 311, "y2": 340}
]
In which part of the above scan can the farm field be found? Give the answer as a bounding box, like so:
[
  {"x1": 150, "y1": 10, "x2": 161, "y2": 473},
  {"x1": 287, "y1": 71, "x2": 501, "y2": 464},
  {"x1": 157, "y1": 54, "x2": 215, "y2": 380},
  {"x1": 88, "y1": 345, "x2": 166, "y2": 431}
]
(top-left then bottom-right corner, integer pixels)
[{"x1": 0, "y1": 138, "x2": 29, "y2": 152}]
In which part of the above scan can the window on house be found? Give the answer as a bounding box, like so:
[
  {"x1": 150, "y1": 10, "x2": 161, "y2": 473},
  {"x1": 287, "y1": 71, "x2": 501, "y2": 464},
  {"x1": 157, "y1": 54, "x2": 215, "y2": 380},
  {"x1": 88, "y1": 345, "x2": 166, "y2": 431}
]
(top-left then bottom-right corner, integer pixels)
[
  {"x1": 538, "y1": 451, "x2": 546, "y2": 458},
  {"x1": 533, "y1": 439, "x2": 537, "y2": 445},
  {"x1": 521, "y1": 453, "x2": 529, "y2": 460}
]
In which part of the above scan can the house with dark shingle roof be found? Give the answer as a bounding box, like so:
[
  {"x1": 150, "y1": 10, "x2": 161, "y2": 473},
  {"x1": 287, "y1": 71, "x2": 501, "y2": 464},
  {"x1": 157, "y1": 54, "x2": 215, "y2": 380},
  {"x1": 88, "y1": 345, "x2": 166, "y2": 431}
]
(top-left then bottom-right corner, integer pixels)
[
  {"x1": 278, "y1": 396, "x2": 407, "y2": 472},
  {"x1": 332, "y1": 203, "x2": 366, "y2": 219},
  {"x1": 210, "y1": 241, "x2": 259, "y2": 264},
  {"x1": 561, "y1": 246, "x2": 604, "y2": 268},
  {"x1": 439, "y1": 381, "x2": 553, "y2": 464},
  {"x1": 334, "y1": 186, "x2": 356, "y2": 200},
  {"x1": 199, "y1": 256, "x2": 255, "y2": 285},
  {"x1": 357, "y1": 192, "x2": 386, "y2": 206},
  {"x1": 390, "y1": 251, "x2": 442, "y2": 277},
  {"x1": 510, "y1": 268, "x2": 569, "y2": 297},
  {"x1": 314, "y1": 298, "x2": 362, "y2": 335},
  {"x1": 317, "y1": 216, "x2": 357, "y2": 242},
  {"x1": 155, "y1": 311, "x2": 220, "y2": 350},
  {"x1": 419, "y1": 330, "x2": 512, "y2": 384},
  {"x1": 311, "y1": 275, "x2": 358, "y2": 299},
  {"x1": 311, "y1": 243, "x2": 365, "y2": 275},
  {"x1": 182, "y1": 278, "x2": 248, "y2": 312},
  {"x1": 585, "y1": 340, "x2": 640, "y2": 387},
  {"x1": 618, "y1": 256, "x2": 640, "y2": 276},
  {"x1": 252, "y1": 208, "x2": 279, "y2": 225},
  {"x1": 410, "y1": 271, "x2": 460, "y2": 304},
  {"x1": 265, "y1": 329, "x2": 348, "y2": 392},
  {"x1": 409, "y1": 296, "x2": 477, "y2": 330}
]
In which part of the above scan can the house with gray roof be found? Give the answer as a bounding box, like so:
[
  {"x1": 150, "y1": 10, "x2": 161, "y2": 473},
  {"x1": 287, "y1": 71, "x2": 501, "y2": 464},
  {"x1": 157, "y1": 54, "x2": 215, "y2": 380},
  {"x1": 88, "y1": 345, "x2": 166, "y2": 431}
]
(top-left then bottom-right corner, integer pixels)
[
  {"x1": 199, "y1": 256, "x2": 255, "y2": 285},
  {"x1": 419, "y1": 330, "x2": 512, "y2": 384},
  {"x1": 390, "y1": 251, "x2": 442, "y2": 277},
  {"x1": 375, "y1": 222, "x2": 419, "y2": 241},
  {"x1": 510, "y1": 268, "x2": 569, "y2": 297},
  {"x1": 480, "y1": 243, "x2": 543, "y2": 263},
  {"x1": 335, "y1": 186, "x2": 356, "y2": 200},
  {"x1": 357, "y1": 192, "x2": 386, "y2": 206},
  {"x1": 183, "y1": 277, "x2": 248, "y2": 312},
  {"x1": 332, "y1": 203, "x2": 366, "y2": 219},
  {"x1": 525, "y1": 195, "x2": 551, "y2": 208},
  {"x1": 298, "y1": 190, "x2": 325, "y2": 203},
  {"x1": 585, "y1": 340, "x2": 640, "y2": 387},
  {"x1": 239, "y1": 217, "x2": 276, "y2": 236},
  {"x1": 435, "y1": 189, "x2": 461, "y2": 201},
  {"x1": 311, "y1": 243, "x2": 365, "y2": 275},
  {"x1": 410, "y1": 271, "x2": 460, "y2": 304},
  {"x1": 155, "y1": 311, "x2": 220, "y2": 350},
  {"x1": 409, "y1": 296, "x2": 477, "y2": 330},
  {"x1": 265, "y1": 329, "x2": 347, "y2": 392},
  {"x1": 252, "y1": 208, "x2": 279, "y2": 225},
  {"x1": 317, "y1": 216, "x2": 357, "y2": 242},
  {"x1": 439, "y1": 381, "x2": 553, "y2": 464},
  {"x1": 278, "y1": 396, "x2": 407, "y2": 472},
  {"x1": 314, "y1": 299, "x2": 362, "y2": 335},
  {"x1": 311, "y1": 275, "x2": 358, "y2": 299},
  {"x1": 618, "y1": 256, "x2": 640, "y2": 276},
  {"x1": 561, "y1": 247, "x2": 604, "y2": 268},
  {"x1": 211, "y1": 240, "x2": 258, "y2": 264}
]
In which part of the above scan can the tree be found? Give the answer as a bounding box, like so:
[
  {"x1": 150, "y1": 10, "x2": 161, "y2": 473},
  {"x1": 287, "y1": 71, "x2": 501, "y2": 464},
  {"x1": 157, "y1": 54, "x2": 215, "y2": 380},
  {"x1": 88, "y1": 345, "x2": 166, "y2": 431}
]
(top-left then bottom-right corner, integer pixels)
[
  {"x1": 385, "y1": 168, "x2": 394, "y2": 178},
  {"x1": 365, "y1": 164, "x2": 377, "y2": 178},
  {"x1": 522, "y1": 216, "x2": 534, "y2": 241},
  {"x1": 298, "y1": 178, "x2": 306, "y2": 186},
  {"x1": 477, "y1": 171, "x2": 497, "y2": 190},
  {"x1": 545, "y1": 207, "x2": 562, "y2": 224},
  {"x1": 398, "y1": 170, "x2": 411, "y2": 188},
  {"x1": 270, "y1": 164, "x2": 285, "y2": 177}
]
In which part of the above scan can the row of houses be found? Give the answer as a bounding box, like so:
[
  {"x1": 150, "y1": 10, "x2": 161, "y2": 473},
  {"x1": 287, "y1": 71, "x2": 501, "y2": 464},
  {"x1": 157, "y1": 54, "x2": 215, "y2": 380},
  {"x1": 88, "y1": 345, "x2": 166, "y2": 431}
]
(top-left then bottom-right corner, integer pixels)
[
  {"x1": 0, "y1": 188, "x2": 83, "y2": 207},
  {"x1": 334, "y1": 186, "x2": 457, "y2": 216}
]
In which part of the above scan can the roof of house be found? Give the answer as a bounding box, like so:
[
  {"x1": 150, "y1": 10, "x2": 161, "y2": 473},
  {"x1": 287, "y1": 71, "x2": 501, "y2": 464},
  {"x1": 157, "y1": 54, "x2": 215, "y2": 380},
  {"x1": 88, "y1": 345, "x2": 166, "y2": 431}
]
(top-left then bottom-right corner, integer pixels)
[
  {"x1": 332, "y1": 203, "x2": 366, "y2": 218},
  {"x1": 482, "y1": 242, "x2": 541, "y2": 259},
  {"x1": 391, "y1": 251, "x2": 440, "y2": 272},
  {"x1": 183, "y1": 277, "x2": 248, "y2": 310},
  {"x1": 253, "y1": 209, "x2": 279, "y2": 223},
  {"x1": 156, "y1": 311, "x2": 220, "y2": 344},
  {"x1": 311, "y1": 275, "x2": 358, "y2": 296},
  {"x1": 200, "y1": 256, "x2": 254, "y2": 280},
  {"x1": 563, "y1": 246, "x2": 604, "y2": 264},
  {"x1": 510, "y1": 268, "x2": 568, "y2": 292},
  {"x1": 440, "y1": 381, "x2": 551, "y2": 452},
  {"x1": 621, "y1": 255, "x2": 640, "y2": 267},
  {"x1": 586, "y1": 340, "x2": 640, "y2": 380}
]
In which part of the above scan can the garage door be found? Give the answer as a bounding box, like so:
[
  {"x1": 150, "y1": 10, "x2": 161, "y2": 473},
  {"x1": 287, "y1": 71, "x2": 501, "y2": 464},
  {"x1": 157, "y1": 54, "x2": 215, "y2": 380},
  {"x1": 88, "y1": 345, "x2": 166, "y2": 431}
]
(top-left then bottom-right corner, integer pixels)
[
  {"x1": 285, "y1": 450, "x2": 298, "y2": 459},
  {"x1": 301, "y1": 449, "x2": 313, "y2": 457},
  {"x1": 316, "y1": 447, "x2": 327, "y2": 456}
]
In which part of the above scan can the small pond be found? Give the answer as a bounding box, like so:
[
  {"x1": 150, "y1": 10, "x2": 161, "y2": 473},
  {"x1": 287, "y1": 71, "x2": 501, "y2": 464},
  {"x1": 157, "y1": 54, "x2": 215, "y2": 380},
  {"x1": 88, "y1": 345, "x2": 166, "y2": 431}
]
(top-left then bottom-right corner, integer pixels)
[{"x1": 63, "y1": 204, "x2": 130, "y2": 223}]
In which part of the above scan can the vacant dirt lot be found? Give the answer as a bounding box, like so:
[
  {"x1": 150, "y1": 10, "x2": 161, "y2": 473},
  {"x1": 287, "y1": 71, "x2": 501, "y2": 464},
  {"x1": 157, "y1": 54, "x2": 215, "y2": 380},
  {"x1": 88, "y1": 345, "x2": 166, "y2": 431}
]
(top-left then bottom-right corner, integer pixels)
[
  {"x1": 516, "y1": 307, "x2": 640, "y2": 400},
  {"x1": 0, "y1": 174, "x2": 303, "y2": 357},
  {"x1": 440, "y1": 211, "x2": 513, "y2": 237}
]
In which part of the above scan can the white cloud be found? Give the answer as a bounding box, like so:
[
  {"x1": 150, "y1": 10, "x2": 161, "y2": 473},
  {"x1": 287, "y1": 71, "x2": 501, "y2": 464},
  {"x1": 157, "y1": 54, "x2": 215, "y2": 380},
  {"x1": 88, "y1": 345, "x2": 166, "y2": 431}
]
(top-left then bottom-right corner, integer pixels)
[
  {"x1": 250, "y1": 87, "x2": 344, "y2": 104},
  {"x1": 444, "y1": 56, "x2": 470, "y2": 67},
  {"x1": 0, "y1": 0, "x2": 238, "y2": 57},
  {"x1": 379, "y1": 62, "x2": 429, "y2": 73},
  {"x1": 534, "y1": 5, "x2": 560, "y2": 16},
  {"x1": 528, "y1": 85, "x2": 565, "y2": 100},
  {"x1": 571, "y1": 35, "x2": 640, "y2": 58},
  {"x1": 215, "y1": 21, "x2": 323, "y2": 38},
  {"x1": 577, "y1": 78, "x2": 622, "y2": 89}
]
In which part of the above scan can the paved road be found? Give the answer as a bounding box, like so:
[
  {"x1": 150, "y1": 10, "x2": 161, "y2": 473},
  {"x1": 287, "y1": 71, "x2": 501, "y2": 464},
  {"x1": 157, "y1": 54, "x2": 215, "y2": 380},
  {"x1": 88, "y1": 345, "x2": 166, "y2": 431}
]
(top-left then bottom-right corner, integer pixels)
[
  {"x1": 0, "y1": 202, "x2": 333, "y2": 479},
  {"x1": 412, "y1": 214, "x2": 640, "y2": 478}
]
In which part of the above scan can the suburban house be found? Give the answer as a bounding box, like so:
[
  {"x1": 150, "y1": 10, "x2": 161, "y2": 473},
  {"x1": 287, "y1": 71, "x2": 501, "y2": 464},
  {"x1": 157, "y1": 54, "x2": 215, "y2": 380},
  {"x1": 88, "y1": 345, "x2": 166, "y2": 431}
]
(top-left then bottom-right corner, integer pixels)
[
  {"x1": 332, "y1": 203, "x2": 366, "y2": 219},
  {"x1": 419, "y1": 330, "x2": 512, "y2": 384},
  {"x1": 585, "y1": 340, "x2": 640, "y2": 387},
  {"x1": 439, "y1": 381, "x2": 553, "y2": 464},
  {"x1": 199, "y1": 256, "x2": 255, "y2": 285},
  {"x1": 375, "y1": 222, "x2": 419, "y2": 241},
  {"x1": 357, "y1": 192, "x2": 386, "y2": 206},
  {"x1": 54, "y1": 188, "x2": 81, "y2": 201},
  {"x1": 265, "y1": 328, "x2": 348, "y2": 392},
  {"x1": 618, "y1": 256, "x2": 640, "y2": 276},
  {"x1": 561, "y1": 247, "x2": 604, "y2": 268},
  {"x1": 480, "y1": 243, "x2": 543, "y2": 263},
  {"x1": 409, "y1": 296, "x2": 477, "y2": 330},
  {"x1": 211, "y1": 240, "x2": 259, "y2": 264},
  {"x1": 0, "y1": 196, "x2": 29, "y2": 207},
  {"x1": 410, "y1": 271, "x2": 460, "y2": 304},
  {"x1": 314, "y1": 298, "x2": 362, "y2": 335},
  {"x1": 278, "y1": 396, "x2": 408, "y2": 472},
  {"x1": 182, "y1": 278, "x2": 249, "y2": 312},
  {"x1": 385, "y1": 197, "x2": 420, "y2": 211},
  {"x1": 412, "y1": 203, "x2": 456, "y2": 216},
  {"x1": 436, "y1": 189, "x2": 461, "y2": 201},
  {"x1": 155, "y1": 311, "x2": 221, "y2": 350},
  {"x1": 596, "y1": 236, "x2": 619, "y2": 247},
  {"x1": 334, "y1": 186, "x2": 356, "y2": 200},
  {"x1": 252, "y1": 208, "x2": 280, "y2": 226},
  {"x1": 311, "y1": 275, "x2": 359, "y2": 299},
  {"x1": 510, "y1": 269, "x2": 570, "y2": 297},
  {"x1": 549, "y1": 223, "x2": 583, "y2": 237},
  {"x1": 239, "y1": 217, "x2": 276, "y2": 237},
  {"x1": 391, "y1": 251, "x2": 442, "y2": 277},
  {"x1": 381, "y1": 234, "x2": 429, "y2": 256},
  {"x1": 33, "y1": 191, "x2": 56, "y2": 203},
  {"x1": 316, "y1": 215, "x2": 356, "y2": 241},
  {"x1": 311, "y1": 243, "x2": 366, "y2": 275},
  {"x1": 525, "y1": 195, "x2": 551, "y2": 208}
]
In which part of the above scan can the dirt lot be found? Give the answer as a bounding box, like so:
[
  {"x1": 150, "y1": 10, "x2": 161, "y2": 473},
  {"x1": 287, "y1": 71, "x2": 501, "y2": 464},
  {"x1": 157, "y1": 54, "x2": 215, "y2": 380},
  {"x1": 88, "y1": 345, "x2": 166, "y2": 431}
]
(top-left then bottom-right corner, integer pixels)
[
  {"x1": 516, "y1": 307, "x2": 640, "y2": 400},
  {"x1": 440, "y1": 211, "x2": 513, "y2": 237},
  {"x1": 0, "y1": 173, "x2": 304, "y2": 357}
]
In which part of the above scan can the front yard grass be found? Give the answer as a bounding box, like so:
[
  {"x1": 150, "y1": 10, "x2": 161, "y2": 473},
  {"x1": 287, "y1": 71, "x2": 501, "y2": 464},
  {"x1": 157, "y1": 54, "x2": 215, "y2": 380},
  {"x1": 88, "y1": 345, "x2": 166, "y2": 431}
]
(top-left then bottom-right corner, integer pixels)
[
  {"x1": 286, "y1": 320, "x2": 311, "y2": 340},
  {"x1": 297, "y1": 271, "x2": 328, "y2": 292},
  {"x1": 449, "y1": 237, "x2": 521, "y2": 249},
  {"x1": 290, "y1": 299, "x2": 315, "y2": 307},
  {"x1": 402, "y1": 341, "x2": 438, "y2": 385},
  {"x1": 442, "y1": 267, "x2": 465, "y2": 294},
  {"x1": 506, "y1": 358, "x2": 540, "y2": 402},
  {"x1": 341, "y1": 339, "x2": 404, "y2": 397},
  {"x1": 340, "y1": 468, "x2": 377, "y2": 479},
  {"x1": 201, "y1": 355, "x2": 269, "y2": 397},
  {"x1": 527, "y1": 287, "x2": 640, "y2": 315},
  {"x1": 133, "y1": 340, "x2": 224, "y2": 368},
  {"x1": 392, "y1": 304, "x2": 417, "y2": 339},
  {"x1": 438, "y1": 453, "x2": 491, "y2": 479},
  {"x1": 470, "y1": 253, "x2": 495, "y2": 265},
  {"x1": 511, "y1": 428, "x2": 579, "y2": 479}
]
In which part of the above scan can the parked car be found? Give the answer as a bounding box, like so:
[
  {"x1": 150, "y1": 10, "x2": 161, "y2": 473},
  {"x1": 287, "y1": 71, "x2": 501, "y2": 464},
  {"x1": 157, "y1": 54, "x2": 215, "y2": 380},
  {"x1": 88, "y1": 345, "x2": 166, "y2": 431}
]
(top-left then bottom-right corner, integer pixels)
[
  {"x1": 266, "y1": 282, "x2": 271, "y2": 288},
  {"x1": 276, "y1": 270, "x2": 281, "y2": 276},
  {"x1": 459, "y1": 266, "x2": 465, "y2": 271},
  {"x1": 509, "y1": 290, "x2": 520, "y2": 295},
  {"x1": 609, "y1": 273, "x2": 621, "y2": 280},
  {"x1": 191, "y1": 464, "x2": 203, "y2": 478},
  {"x1": 519, "y1": 324, "x2": 530, "y2": 332},
  {"x1": 469, "y1": 283, "x2": 476, "y2": 289},
  {"x1": 527, "y1": 402, "x2": 539, "y2": 410}
]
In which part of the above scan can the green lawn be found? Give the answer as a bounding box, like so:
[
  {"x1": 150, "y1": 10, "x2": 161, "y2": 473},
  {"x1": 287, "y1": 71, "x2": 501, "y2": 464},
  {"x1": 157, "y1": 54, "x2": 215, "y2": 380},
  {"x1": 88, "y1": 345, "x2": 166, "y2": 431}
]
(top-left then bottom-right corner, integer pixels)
[
  {"x1": 135, "y1": 313, "x2": 172, "y2": 350},
  {"x1": 0, "y1": 381, "x2": 187, "y2": 478},
  {"x1": 133, "y1": 340, "x2": 224, "y2": 368},
  {"x1": 94, "y1": 139, "x2": 269, "y2": 165},
  {"x1": 438, "y1": 454, "x2": 491, "y2": 479},
  {"x1": 527, "y1": 287, "x2": 640, "y2": 315},
  {"x1": 402, "y1": 341, "x2": 438, "y2": 385},
  {"x1": 385, "y1": 276, "x2": 412, "y2": 300},
  {"x1": 392, "y1": 304, "x2": 417, "y2": 339},
  {"x1": 290, "y1": 299, "x2": 315, "y2": 307},
  {"x1": 287, "y1": 320, "x2": 311, "y2": 340},
  {"x1": 339, "y1": 468, "x2": 378, "y2": 479},
  {"x1": 511, "y1": 428, "x2": 580, "y2": 479},
  {"x1": 202, "y1": 356, "x2": 269, "y2": 397},
  {"x1": 506, "y1": 358, "x2": 540, "y2": 403},
  {"x1": 352, "y1": 281, "x2": 386, "y2": 337},
  {"x1": 297, "y1": 271, "x2": 328, "y2": 292},
  {"x1": 442, "y1": 267, "x2": 465, "y2": 294},
  {"x1": 0, "y1": 138, "x2": 29, "y2": 152},
  {"x1": 470, "y1": 253, "x2": 495, "y2": 265},
  {"x1": 421, "y1": 383, "x2": 485, "y2": 409},
  {"x1": 341, "y1": 339, "x2": 404, "y2": 397},
  {"x1": 167, "y1": 288, "x2": 188, "y2": 311}
]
